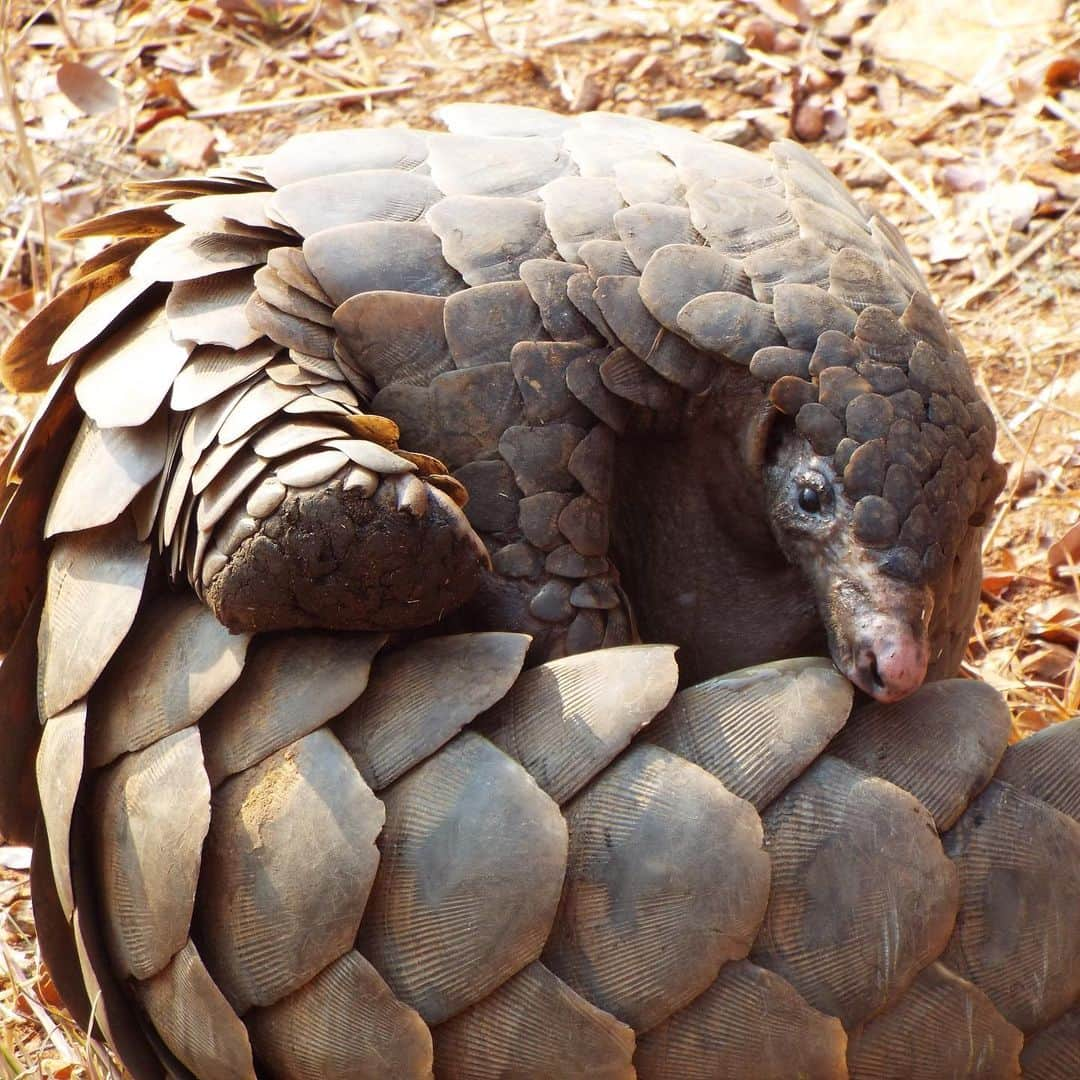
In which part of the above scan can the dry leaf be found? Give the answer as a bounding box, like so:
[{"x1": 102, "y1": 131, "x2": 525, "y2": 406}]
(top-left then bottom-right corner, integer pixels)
[
  {"x1": 1048, "y1": 520, "x2": 1080, "y2": 569},
  {"x1": 136, "y1": 116, "x2": 218, "y2": 169},
  {"x1": 1045, "y1": 57, "x2": 1080, "y2": 94},
  {"x1": 982, "y1": 569, "x2": 1017, "y2": 598},
  {"x1": 55, "y1": 61, "x2": 124, "y2": 116}
]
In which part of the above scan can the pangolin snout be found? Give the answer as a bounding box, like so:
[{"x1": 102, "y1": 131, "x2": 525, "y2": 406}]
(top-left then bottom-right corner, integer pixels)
[
  {"x1": 849, "y1": 629, "x2": 930, "y2": 702},
  {"x1": 823, "y1": 577, "x2": 933, "y2": 703}
]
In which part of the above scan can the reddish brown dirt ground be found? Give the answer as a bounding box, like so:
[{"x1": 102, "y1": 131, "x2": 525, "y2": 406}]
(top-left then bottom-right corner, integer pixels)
[{"x1": 1, "y1": 1, "x2": 1077, "y2": 1073}]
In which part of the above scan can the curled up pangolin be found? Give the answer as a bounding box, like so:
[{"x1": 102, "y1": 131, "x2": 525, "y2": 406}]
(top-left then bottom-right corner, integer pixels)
[{"x1": 0, "y1": 104, "x2": 1077, "y2": 1079}]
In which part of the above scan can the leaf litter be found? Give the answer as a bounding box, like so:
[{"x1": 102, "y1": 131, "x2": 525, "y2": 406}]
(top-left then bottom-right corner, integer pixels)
[{"x1": 0, "y1": 0, "x2": 1077, "y2": 1073}]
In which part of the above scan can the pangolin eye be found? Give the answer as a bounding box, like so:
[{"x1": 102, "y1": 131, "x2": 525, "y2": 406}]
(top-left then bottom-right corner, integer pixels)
[{"x1": 798, "y1": 485, "x2": 822, "y2": 514}]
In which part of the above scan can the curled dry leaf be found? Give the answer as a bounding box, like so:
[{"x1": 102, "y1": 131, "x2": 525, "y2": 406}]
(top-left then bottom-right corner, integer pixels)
[
  {"x1": 1045, "y1": 57, "x2": 1080, "y2": 94},
  {"x1": 136, "y1": 116, "x2": 218, "y2": 169},
  {"x1": 55, "y1": 61, "x2": 124, "y2": 116},
  {"x1": 1048, "y1": 520, "x2": 1080, "y2": 571}
]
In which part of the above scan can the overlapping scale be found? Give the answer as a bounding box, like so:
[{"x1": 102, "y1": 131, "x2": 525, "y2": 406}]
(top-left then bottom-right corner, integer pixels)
[
  {"x1": 634, "y1": 959, "x2": 847, "y2": 1080},
  {"x1": 246, "y1": 951, "x2": 432, "y2": 1080},
  {"x1": 94, "y1": 727, "x2": 211, "y2": 979},
  {"x1": 334, "y1": 632, "x2": 529, "y2": 790},
  {"x1": 356, "y1": 732, "x2": 568, "y2": 1025},
  {"x1": 544, "y1": 744, "x2": 771, "y2": 1032},
  {"x1": 197, "y1": 729, "x2": 384, "y2": 1013},
  {"x1": 433, "y1": 961, "x2": 635, "y2": 1079},
  {"x1": 646, "y1": 657, "x2": 853, "y2": 810},
  {"x1": 752, "y1": 756, "x2": 959, "y2": 1028}
]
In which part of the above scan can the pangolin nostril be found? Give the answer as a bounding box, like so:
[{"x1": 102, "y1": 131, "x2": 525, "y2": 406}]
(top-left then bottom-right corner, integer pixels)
[{"x1": 867, "y1": 651, "x2": 885, "y2": 692}]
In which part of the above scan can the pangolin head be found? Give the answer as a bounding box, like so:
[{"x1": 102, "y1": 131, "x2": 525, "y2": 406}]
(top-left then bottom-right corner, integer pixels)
[{"x1": 753, "y1": 293, "x2": 1005, "y2": 702}]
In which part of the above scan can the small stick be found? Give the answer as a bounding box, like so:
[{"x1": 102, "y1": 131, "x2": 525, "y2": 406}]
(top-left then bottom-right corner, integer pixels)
[
  {"x1": 844, "y1": 136, "x2": 942, "y2": 221},
  {"x1": 950, "y1": 197, "x2": 1079, "y2": 310},
  {"x1": 189, "y1": 83, "x2": 414, "y2": 119}
]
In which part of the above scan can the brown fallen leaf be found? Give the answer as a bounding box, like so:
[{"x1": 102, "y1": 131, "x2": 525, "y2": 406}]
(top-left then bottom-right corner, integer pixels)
[
  {"x1": 1020, "y1": 643, "x2": 1076, "y2": 682},
  {"x1": 1045, "y1": 57, "x2": 1080, "y2": 94},
  {"x1": 982, "y1": 569, "x2": 1017, "y2": 598},
  {"x1": 55, "y1": 61, "x2": 124, "y2": 116},
  {"x1": 1026, "y1": 596, "x2": 1080, "y2": 645},
  {"x1": 136, "y1": 116, "x2": 218, "y2": 169},
  {"x1": 1049, "y1": 520, "x2": 1080, "y2": 570}
]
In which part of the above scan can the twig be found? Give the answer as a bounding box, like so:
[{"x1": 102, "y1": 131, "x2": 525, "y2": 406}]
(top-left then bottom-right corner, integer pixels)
[
  {"x1": 189, "y1": 83, "x2": 414, "y2": 119},
  {"x1": 949, "y1": 197, "x2": 1080, "y2": 310},
  {"x1": 844, "y1": 136, "x2": 943, "y2": 221}
]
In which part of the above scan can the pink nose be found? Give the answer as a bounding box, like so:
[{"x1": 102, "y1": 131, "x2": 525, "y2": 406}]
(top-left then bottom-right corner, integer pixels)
[{"x1": 853, "y1": 635, "x2": 929, "y2": 702}]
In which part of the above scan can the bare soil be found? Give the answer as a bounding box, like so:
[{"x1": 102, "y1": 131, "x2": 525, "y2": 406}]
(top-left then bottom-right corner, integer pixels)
[{"x1": 1, "y1": 1, "x2": 1077, "y2": 1073}]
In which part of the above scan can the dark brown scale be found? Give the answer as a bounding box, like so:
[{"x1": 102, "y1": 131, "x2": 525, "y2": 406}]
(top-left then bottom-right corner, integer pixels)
[
  {"x1": 643, "y1": 330, "x2": 714, "y2": 393},
  {"x1": 545, "y1": 544, "x2": 608, "y2": 578},
  {"x1": 880, "y1": 545, "x2": 923, "y2": 583},
  {"x1": 769, "y1": 376, "x2": 817, "y2": 416},
  {"x1": 845, "y1": 393, "x2": 894, "y2": 443},
  {"x1": 817, "y1": 367, "x2": 872, "y2": 417},
  {"x1": 808, "y1": 329, "x2": 862, "y2": 377},
  {"x1": 564, "y1": 610, "x2": 606, "y2": 653},
  {"x1": 566, "y1": 272, "x2": 615, "y2": 344},
  {"x1": 599, "y1": 348, "x2": 681, "y2": 413},
  {"x1": 593, "y1": 275, "x2": 665, "y2": 361},
  {"x1": 833, "y1": 437, "x2": 859, "y2": 474},
  {"x1": 517, "y1": 492, "x2": 572, "y2": 552},
  {"x1": 948, "y1": 395, "x2": 974, "y2": 433},
  {"x1": 518, "y1": 259, "x2": 601, "y2": 344},
  {"x1": 676, "y1": 291, "x2": 783, "y2": 364},
  {"x1": 569, "y1": 577, "x2": 620, "y2": 610},
  {"x1": 498, "y1": 424, "x2": 587, "y2": 497},
  {"x1": 853, "y1": 495, "x2": 900, "y2": 546},
  {"x1": 853, "y1": 306, "x2": 916, "y2": 367},
  {"x1": 883, "y1": 464, "x2": 919, "y2": 520},
  {"x1": 900, "y1": 290, "x2": 954, "y2": 355},
  {"x1": 886, "y1": 419, "x2": 930, "y2": 473},
  {"x1": 889, "y1": 389, "x2": 925, "y2": 423},
  {"x1": 557, "y1": 494, "x2": 609, "y2": 558},
  {"x1": 856, "y1": 358, "x2": 908, "y2": 396},
  {"x1": 453, "y1": 460, "x2": 520, "y2": 533},
  {"x1": 794, "y1": 403, "x2": 844, "y2": 456},
  {"x1": 567, "y1": 425, "x2": 615, "y2": 502},
  {"x1": 510, "y1": 341, "x2": 596, "y2": 425},
  {"x1": 907, "y1": 342, "x2": 951, "y2": 397},
  {"x1": 565, "y1": 351, "x2": 631, "y2": 435},
  {"x1": 491, "y1": 542, "x2": 544, "y2": 579},
  {"x1": 771, "y1": 284, "x2": 857, "y2": 352},
  {"x1": 922, "y1": 542, "x2": 946, "y2": 577},
  {"x1": 899, "y1": 504, "x2": 936, "y2": 553},
  {"x1": 843, "y1": 440, "x2": 887, "y2": 501},
  {"x1": 443, "y1": 282, "x2": 545, "y2": 369},
  {"x1": 927, "y1": 393, "x2": 953, "y2": 428},
  {"x1": 334, "y1": 292, "x2": 452, "y2": 389},
  {"x1": 749, "y1": 346, "x2": 811, "y2": 382},
  {"x1": 529, "y1": 578, "x2": 574, "y2": 623},
  {"x1": 430, "y1": 363, "x2": 523, "y2": 468}
]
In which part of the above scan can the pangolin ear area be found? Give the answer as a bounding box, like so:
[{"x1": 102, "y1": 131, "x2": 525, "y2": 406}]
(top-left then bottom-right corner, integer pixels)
[
  {"x1": 742, "y1": 396, "x2": 781, "y2": 470},
  {"x1": 968, "y1": 457, "x2": 1008, "y2": 527}
]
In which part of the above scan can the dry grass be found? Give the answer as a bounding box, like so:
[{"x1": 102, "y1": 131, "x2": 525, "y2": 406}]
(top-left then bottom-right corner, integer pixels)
[{"x1": 1, "y1": 0, "x2": 1077, "y2": 1074}]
